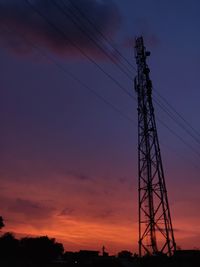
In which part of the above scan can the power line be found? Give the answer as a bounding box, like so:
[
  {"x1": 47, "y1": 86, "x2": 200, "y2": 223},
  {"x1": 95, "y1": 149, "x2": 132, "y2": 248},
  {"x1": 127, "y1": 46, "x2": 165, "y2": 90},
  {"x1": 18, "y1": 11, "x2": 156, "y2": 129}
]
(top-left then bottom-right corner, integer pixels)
[
  {"x1": 51, "y1": 0, "x2": 133, "y2": 80},
  {"x1": 26, "y1": 0, "x2": 200, "y2": 151},
  {"x1": 51, "y1": 0, "x2": 200, "y2": 152},
  {"x1": 1, "y1": 22, "x2": 199, "y2": 171},
  {"x1": 154, "y1": 96, "x2": 200, "y2": 146},
  {"x1": 154, "y1": 88, "x2": 200, "y2": 139},
  {"x1": 0, "y1": 23, "x2": 136, "y2": 126},
  {"x1": 157, "y1": 117, "x2": 200, "y2": 159},
  {"x1": 64, "y1": 0, "x2": 136, "y2": 72},
  {"x1": 25, "y1": 0, "x2": 135, "y2": 101},
  {"x1": 59, "y1": 0, "x2": 200, "y2": 150},
  {"x1": 64, "y1": 0, "x2": 200, "y2": 145},
  {"x1": 3, "y1": 1, "x2": 200, "y2": 168},
  {"x1": 24, "y1": 0, "x2": 200, "y2": 162}
]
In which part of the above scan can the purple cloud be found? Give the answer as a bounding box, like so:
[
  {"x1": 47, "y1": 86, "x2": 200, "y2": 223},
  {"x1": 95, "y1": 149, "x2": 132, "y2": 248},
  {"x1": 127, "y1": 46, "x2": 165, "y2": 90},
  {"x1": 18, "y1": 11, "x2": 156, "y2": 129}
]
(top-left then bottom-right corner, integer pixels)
[
  {"x1": 8, "y1": 198, "x2": 55, "y2": 219},
  {"x1": 0, "y1": 0, "x2": 121, "y2": 59}
]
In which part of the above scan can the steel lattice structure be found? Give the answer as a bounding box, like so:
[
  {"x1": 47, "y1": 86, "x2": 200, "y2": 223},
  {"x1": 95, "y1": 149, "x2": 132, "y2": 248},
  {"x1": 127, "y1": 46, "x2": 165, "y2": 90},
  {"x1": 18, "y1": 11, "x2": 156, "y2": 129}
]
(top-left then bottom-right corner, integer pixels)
[{"x1": 134, "y1": 37, "x2": 176, "y2": 257}]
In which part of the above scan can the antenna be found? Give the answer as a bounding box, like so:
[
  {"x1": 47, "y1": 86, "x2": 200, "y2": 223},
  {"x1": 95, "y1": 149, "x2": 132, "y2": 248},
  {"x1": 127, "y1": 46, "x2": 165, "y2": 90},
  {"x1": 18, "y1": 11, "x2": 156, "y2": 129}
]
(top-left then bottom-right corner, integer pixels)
[{"x1": 134, "y1": 36, "x2": 176, "y2": 257}]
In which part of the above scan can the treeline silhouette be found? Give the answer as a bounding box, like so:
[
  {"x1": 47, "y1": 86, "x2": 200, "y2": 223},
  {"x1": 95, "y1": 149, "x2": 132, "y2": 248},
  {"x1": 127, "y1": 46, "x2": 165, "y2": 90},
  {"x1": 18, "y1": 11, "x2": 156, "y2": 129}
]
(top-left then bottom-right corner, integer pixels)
[
  {"x1": 0, "y1": 232, "x2": 64, "y2": 264},
  {"x1": 0, "y1": 214, "x2": 199, "y2": 267},
  {"x1": 0, "y1": 232, "x2": 135, "y2": 267},
  {"x1": 0, "y1": 232, "x2": 200, "y2": 267}
]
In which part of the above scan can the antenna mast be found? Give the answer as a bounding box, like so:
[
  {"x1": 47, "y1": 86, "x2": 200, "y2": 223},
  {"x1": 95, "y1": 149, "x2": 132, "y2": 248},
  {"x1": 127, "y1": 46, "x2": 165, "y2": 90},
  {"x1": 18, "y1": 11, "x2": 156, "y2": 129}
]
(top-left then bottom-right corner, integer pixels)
[{"x1": 134, "y1": 36, "x2": 176, "y2": 257}]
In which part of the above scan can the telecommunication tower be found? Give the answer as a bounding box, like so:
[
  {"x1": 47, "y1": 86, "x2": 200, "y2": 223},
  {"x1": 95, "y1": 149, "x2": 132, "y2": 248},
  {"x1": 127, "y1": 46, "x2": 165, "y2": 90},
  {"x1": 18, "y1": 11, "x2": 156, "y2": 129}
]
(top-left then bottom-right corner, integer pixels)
[{"x1": 134, "y1": 37, "x2": 176, "y2": 257}]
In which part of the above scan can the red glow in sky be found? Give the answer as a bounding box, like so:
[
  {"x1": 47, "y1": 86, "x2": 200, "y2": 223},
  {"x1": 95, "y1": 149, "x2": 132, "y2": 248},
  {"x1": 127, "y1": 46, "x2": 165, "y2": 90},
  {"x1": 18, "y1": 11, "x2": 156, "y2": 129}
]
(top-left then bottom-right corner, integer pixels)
[{"x1": 0, "y1": 0, "x2": 200, "y2": 254}]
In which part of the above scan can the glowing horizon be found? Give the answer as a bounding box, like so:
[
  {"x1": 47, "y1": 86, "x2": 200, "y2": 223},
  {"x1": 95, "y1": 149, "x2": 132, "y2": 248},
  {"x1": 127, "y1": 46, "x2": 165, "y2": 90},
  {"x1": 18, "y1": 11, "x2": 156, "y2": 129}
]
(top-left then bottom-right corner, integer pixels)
[{"x1": 1, "y1": 0, "x2": 200, "y2": 255}]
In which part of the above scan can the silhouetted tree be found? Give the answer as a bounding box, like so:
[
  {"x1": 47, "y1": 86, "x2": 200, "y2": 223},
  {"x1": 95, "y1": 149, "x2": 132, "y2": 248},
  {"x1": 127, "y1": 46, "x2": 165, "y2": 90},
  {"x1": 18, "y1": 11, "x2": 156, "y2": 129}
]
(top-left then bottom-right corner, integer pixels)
[
  {"x1": 20, "y1": 236, "x2": 64, "y2": 263},
  {"x1": 0, "y1": 216, "x2": 4, "y2": 229},
  {"x1": 0, "y1": 232, "x2": 19, "y2": 261}
]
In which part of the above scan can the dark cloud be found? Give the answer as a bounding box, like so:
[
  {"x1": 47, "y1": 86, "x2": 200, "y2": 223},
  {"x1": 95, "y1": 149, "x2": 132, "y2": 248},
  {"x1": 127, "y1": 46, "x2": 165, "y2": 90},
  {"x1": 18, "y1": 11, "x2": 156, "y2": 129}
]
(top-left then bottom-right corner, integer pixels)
[
  {"x1": 59, "y1": 207, "x2": 75, "y2": 216},
  {"x1": 94, "y1": 208, "x2": 113, "y2": 219},
  {"x1": 0, "y1": 0, "x2": 121, "y2": 59},
  {"x1": 8, "y1": 198, "x2": 55, "y2": 219},
  {"x1": 67, "y1": 170, "x2": 93, "y2": 182},
  {"x1": 59, "y1": 205, "x2": 114, "y2": 223}
]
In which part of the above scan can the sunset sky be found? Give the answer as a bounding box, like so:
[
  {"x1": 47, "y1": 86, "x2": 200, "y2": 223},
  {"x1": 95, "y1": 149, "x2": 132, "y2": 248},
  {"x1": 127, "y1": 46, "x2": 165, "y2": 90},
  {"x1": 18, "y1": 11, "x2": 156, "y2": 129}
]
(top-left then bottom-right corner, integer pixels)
[{"x1": 0, "y1": 0, "x2": 200, "y2": 254}]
